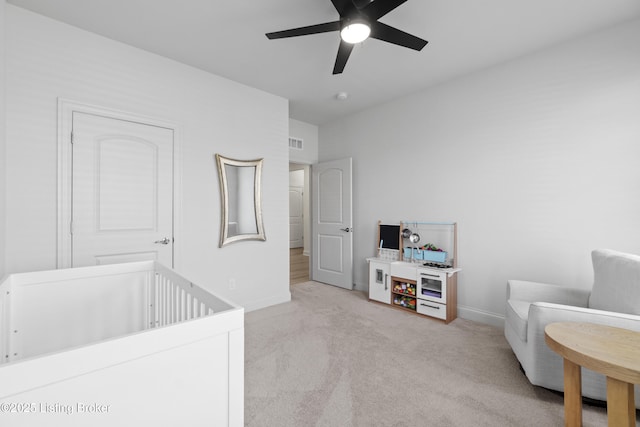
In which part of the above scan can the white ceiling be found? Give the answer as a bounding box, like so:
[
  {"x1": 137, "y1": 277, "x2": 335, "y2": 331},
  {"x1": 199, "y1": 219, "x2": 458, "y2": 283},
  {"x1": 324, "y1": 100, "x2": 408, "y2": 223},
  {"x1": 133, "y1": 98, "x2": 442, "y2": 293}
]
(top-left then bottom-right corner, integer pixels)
[{"x1": 7, "y1": 0, "x2": 640, "y2": 125}]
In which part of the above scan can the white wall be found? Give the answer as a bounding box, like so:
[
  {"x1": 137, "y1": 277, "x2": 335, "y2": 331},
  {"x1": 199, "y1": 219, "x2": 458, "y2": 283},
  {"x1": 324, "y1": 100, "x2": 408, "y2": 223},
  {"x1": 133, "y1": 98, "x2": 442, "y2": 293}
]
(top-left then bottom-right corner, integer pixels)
[
  {"x1": 289, "y1": 118, "x2": 319, "y2": 165},
  {"x1": 4, "y1": 6, "x2": 290, "y2": 311},
  {"x1": 319, "y1": 19, "x2": 640, "y2": 327},
  {"x1": 0, "y1": 0, "x2": 6, "y2": 279}
]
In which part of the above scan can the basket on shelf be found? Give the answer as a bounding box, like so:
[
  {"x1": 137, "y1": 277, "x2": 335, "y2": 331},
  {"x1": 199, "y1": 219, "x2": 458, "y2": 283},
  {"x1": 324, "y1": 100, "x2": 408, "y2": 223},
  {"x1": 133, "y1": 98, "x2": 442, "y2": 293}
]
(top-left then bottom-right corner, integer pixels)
[{"x1": 423, "y1": 250, "x2": 447, "y2": 263}]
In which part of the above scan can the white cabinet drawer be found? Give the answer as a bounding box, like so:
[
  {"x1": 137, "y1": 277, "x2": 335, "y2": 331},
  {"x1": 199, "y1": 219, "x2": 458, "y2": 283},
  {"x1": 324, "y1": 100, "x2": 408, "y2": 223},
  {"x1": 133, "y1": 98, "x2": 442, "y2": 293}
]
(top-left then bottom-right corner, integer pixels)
[
  {"x1": 390, "y1": 262, "x2": 416, "y2": 280},
  {"x1": 416, "y1": 299, "x2": 446, "y2": 320}
]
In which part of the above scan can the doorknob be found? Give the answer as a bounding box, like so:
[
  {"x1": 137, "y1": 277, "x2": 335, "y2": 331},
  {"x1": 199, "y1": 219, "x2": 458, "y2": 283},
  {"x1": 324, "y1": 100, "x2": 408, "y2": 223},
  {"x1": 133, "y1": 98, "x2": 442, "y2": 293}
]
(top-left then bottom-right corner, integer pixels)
[
  {"x1": 154, "y1": 237, "x2": 171, "y2": 245},
  {"x1": 340, "y1": 227, "x2": 352, "y2": 232}
]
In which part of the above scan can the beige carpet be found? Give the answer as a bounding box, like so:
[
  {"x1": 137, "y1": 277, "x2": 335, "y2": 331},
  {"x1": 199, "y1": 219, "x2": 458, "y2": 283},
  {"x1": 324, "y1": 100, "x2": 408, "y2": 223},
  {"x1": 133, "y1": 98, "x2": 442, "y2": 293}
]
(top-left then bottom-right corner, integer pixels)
[{"x1": 245, "y1": 281, "x2": 619, "y2": 426}]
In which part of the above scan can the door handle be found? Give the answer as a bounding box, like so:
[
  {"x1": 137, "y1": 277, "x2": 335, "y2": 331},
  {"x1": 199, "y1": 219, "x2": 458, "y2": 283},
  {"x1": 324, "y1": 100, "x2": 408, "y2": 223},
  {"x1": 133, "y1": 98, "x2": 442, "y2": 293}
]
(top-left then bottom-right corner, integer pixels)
[
  {"x1": 154, "y1": 237, "x2": 171, "y2": 245},
  {"x1": 340, "y1": 227, "x2": 352, "y2": 232}
]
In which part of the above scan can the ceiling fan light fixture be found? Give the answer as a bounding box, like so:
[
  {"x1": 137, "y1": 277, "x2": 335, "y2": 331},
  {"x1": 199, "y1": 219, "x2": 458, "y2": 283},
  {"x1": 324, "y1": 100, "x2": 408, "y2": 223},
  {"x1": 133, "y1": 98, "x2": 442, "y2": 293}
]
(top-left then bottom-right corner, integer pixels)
[
  {"x1": 266, "y1": 0, "x2": 428, "y2": 75},
  {"x1": 340, "y1": 21, "x2": 370, "y2": 44}
]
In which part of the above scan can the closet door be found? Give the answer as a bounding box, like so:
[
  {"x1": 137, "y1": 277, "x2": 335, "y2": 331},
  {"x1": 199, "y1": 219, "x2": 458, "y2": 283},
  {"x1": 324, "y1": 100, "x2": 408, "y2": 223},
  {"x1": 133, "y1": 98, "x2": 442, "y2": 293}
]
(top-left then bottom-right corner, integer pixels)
[{"x1": 72, "y1": 112, "x2": 174, "y2": 267}]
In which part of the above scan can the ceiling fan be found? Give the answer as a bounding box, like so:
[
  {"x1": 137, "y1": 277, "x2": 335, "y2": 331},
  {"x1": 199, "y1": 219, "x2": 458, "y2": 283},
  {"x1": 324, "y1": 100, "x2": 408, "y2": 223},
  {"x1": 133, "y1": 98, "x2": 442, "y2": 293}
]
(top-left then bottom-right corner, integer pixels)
[{"x1": 265, "y1": 0, "x2": 428, "y2": 75}]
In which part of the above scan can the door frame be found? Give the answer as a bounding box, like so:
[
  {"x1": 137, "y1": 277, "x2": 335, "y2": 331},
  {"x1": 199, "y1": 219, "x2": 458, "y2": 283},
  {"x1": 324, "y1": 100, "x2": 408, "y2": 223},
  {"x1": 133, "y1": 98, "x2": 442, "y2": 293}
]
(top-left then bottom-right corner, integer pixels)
[
  {"x1": 57, "y1": 98, "x2": 182, "y2": 269},
  {"x1": 289, "y1": 162, "x2": 312, "y2": 256}
]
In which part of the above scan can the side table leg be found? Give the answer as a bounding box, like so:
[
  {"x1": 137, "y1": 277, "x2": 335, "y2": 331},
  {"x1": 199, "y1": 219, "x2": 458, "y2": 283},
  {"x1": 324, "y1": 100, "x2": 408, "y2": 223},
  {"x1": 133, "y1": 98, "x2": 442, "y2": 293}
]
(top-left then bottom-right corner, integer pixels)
[
  {"x1": 563, "y1": 358, "x2": 582, "y2": 427},
  {"x1": 606, "y1": 377, "x2": 634, "y2": 427}
]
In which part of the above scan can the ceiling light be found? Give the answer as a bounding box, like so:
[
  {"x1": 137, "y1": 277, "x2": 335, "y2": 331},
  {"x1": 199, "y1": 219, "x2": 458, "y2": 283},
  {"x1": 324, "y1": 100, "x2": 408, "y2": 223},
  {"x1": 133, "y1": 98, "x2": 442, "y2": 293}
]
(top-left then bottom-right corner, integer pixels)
[
  {"x1": 336, "y1": 92, "x2": 348, "y2": 100},
  {"x1": 340, "y1": 21, "x2": 370, "y2": 44}
]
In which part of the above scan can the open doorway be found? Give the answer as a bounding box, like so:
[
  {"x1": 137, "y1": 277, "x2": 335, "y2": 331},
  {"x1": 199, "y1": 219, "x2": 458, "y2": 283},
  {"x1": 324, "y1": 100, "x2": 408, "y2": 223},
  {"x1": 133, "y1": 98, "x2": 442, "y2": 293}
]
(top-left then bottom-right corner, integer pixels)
[{"x1": 289, "y1": 163, "x2": 310, "y2": 284}]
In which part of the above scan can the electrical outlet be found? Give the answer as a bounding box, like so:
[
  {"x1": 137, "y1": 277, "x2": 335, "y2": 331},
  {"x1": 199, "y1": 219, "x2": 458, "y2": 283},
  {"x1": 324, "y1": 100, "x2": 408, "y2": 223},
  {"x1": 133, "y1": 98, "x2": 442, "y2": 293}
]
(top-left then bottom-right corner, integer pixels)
[{"x1": 229, "y1": 278, "x2": 236, "y2": 290}]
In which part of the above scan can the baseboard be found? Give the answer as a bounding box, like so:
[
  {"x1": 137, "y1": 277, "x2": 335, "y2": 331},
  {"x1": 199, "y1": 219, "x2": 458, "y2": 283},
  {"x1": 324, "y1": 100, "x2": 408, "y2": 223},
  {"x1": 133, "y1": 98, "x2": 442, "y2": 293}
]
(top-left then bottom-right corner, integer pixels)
[
  {"x1": 354, "y1": 282, "x2": 367, "y2": 292},
  {"x1": 302, "y1": 250, "x2": 310, "y2": 257},
  {"x1": 458, "y1": 305, "x2": 505, "y2": 329},
  {"x1": 242, "y1": 291, "x2": 292, "y2": 313}
]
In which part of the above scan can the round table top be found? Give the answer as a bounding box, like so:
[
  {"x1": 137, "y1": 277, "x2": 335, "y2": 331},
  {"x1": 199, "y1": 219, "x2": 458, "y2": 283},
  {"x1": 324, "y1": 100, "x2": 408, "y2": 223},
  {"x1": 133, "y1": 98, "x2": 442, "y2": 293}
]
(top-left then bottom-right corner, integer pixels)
[{"x1": 545, "y1": 322, "x2": 640, "y2": 384}]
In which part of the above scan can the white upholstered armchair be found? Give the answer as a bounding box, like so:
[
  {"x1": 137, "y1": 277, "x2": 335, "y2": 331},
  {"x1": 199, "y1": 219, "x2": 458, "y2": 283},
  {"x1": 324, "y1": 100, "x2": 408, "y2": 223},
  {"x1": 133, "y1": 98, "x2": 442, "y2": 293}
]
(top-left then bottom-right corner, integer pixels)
[{"x1": 504, "y1": 249, "x2": 640, "y2": 406}]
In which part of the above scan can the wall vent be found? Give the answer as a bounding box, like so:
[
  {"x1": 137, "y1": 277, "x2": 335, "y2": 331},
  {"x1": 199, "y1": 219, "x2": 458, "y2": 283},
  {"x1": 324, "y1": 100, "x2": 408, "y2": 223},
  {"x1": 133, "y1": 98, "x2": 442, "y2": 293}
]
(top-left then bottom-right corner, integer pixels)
[{"x1": 289, "y1": 137, "x2": 304, "y2": 150}]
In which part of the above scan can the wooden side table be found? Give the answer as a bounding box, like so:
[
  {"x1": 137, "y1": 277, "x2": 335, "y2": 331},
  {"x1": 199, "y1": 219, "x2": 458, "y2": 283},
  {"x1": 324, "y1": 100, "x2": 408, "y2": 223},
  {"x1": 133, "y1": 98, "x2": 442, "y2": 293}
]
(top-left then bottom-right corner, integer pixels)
[{"x1": 545, "y1": 322, "x2": 640, "y2": 427}]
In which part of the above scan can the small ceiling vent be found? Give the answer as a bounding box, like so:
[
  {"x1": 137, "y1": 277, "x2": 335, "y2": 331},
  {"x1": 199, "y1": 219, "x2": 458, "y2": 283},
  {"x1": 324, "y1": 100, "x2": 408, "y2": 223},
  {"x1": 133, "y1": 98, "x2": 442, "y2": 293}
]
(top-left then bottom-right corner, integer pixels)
[{"x1": 289, "y1": 137, "x2": 304, "y2": 150}]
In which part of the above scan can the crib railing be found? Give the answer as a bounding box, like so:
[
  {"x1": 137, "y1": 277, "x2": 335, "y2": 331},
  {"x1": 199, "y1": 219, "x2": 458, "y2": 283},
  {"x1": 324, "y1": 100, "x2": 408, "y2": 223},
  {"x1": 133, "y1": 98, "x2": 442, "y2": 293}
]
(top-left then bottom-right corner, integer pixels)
[
  {"x1": 0, "y1": 280, "x2": 9, "y2": 365},
  {"x1": 0, "y1": 261, "x2": 244, "y2": 425},
  {"x1": 0, "y1": 261, "x2": 237, "y2": 365},
  {"x1": 148, "y1": 262, "x2": 233, "y2": 329}
]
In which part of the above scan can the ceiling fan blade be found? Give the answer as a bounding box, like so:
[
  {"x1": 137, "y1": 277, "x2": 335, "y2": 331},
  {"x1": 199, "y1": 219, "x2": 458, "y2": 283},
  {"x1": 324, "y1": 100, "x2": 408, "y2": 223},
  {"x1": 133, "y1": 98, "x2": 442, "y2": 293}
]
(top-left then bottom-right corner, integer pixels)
[
  {"x1": 333, "y1": 41, "x2": 354, "y2": 74},
  {"x1": 266, "y1": 21, "x2": 341, "y2": 39},
  {"x1": 352, "y1": 0, "x2": 373, "y2": 9},
  {"x1": 331, "y1": 0, "x2": 355, "y2": 17},
  {"x1": 362, "y1": 0, "x2": 407, "y2": 20},
  {"x1": 369, "y1": 21, "x2": 427, "y2": 51}
]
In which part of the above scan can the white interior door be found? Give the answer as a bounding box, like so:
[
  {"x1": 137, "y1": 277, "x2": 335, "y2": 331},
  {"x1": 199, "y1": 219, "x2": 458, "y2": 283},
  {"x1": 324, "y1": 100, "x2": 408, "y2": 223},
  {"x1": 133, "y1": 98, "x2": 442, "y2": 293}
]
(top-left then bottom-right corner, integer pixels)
[
  {"x1": 289, "y1": 186, "x2": 303, "y2": 248},
  {"x1": 311, "y1": 158, "x2": 353, "y2": 290},
  {"x1": 72, "y1": 112, "x2": 174, "y2": 267}
]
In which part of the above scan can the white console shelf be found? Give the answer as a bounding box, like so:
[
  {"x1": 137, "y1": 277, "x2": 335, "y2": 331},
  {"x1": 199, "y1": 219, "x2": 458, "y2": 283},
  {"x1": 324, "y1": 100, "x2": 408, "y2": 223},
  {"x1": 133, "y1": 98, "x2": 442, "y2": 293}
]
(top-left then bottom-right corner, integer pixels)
[{"x1": 368, "y1": 221, "x2": 460, "y2": 324}]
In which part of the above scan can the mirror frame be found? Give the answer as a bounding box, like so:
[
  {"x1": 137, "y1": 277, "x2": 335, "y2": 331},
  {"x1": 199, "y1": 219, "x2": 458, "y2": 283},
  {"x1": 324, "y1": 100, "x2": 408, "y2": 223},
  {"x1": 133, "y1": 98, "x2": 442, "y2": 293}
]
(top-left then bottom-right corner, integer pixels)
[{"x1": 215, "y1": 154, "x2": 266, "y2": 247}]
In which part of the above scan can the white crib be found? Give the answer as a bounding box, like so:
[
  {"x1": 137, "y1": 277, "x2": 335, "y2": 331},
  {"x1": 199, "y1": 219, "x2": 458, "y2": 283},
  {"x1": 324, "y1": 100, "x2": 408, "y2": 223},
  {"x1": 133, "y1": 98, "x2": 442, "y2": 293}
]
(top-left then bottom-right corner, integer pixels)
[{"x1": 0, "y1": 261, "x2": 243, "y2": 426}]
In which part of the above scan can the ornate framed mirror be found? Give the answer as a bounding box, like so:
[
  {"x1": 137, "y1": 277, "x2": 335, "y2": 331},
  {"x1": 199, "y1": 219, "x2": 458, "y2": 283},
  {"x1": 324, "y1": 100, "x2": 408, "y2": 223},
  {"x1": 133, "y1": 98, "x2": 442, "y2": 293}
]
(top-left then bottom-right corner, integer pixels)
[{"x1": 215, "y1": 154, "x2": 266, "y2": 247}]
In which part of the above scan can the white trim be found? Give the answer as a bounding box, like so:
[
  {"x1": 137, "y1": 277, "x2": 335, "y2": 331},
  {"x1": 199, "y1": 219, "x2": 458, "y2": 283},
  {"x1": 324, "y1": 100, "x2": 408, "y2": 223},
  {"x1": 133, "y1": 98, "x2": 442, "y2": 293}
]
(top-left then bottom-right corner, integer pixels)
[
  {"x1": 241, "y1": 291, "x2": 291, "y2": 313},
  {"x1": 457, "y1": 304, "x2": 505, "y2": 329},
  {"x1": 57, "y1": 98, "x2": 182, "y2": 269}
]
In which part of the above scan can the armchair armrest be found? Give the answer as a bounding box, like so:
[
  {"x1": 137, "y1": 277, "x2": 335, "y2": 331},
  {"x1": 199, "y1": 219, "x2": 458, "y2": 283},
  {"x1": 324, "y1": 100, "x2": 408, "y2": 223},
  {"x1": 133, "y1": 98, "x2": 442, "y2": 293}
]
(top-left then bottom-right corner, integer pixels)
[
  {"x1": 529, "y1": 302, "x2": 640, "y2": 338},
  {"x1": 523, "y1": 302, "x2": 640, "y2": 391},
  {"x1": 507, "y1": 280, "x2": 590, "y2": 307}
]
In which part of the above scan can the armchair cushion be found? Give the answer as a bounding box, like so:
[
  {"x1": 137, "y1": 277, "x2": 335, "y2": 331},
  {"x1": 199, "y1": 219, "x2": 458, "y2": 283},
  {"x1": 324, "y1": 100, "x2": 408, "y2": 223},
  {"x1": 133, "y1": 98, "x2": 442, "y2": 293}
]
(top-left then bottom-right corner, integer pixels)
[{"x1": 589, "y1": 249, "x2": 640, "y2": 315}]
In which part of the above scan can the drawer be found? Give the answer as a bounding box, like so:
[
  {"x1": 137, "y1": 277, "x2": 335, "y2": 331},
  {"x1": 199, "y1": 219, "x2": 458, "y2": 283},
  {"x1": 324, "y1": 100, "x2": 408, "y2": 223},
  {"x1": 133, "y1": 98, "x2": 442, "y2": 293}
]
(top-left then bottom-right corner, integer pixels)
[
  {"x1": 390, "y1": 262, "x2": 416, "y2": 280},
  {"x1": 416, "y1": 299, "x2": 446, "y2": 320},
  {"x1": 417, "y1": 269, "x2": 446, "y2": 304}
]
